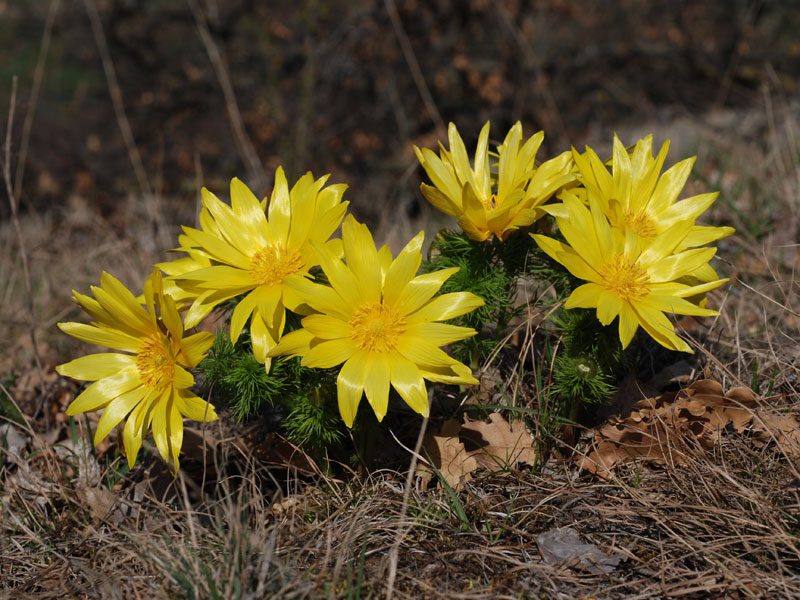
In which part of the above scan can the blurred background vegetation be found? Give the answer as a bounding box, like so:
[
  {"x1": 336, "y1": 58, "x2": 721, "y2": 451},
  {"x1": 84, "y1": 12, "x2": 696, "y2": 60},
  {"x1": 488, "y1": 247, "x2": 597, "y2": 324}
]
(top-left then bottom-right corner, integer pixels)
[
  {"x1": 1, "y1": 0, "x2": 799, "y2": 371},
  {"x1": 2, "y1": 0, "x2": 798, "y2": 227}
]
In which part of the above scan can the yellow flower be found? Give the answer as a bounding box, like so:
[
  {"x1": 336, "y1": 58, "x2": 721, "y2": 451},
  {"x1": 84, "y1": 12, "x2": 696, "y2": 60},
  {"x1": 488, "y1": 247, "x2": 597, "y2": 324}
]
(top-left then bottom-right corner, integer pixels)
[
  {"x1": 550, "y1": 134, "x2": 734, "y2": 280},
  {"x1": 56, "y1": 269, "x2": 216, "y2": 474},
  {"x1": 415, "y1": 121, "x2": 574, "y2": 242},
  {"x1": 532, "y1": 194, "x2": 728, "y2": 353},
  {"x1": 172, "y1": 170, "x2": 348, "y2": 371},
  {"x1": 156, "y1": 232, "x2": 212, "y2": 308},
  {"x1": 269, "y1": 215, "x2": 484, "y2": 427}
]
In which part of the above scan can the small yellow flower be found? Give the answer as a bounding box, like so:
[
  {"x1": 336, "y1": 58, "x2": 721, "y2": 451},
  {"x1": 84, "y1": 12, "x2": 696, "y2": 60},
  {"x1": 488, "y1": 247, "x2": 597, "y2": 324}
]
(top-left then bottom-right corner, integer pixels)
[
  {"x1": 532, "y1": 194, "x2": 728, "y2": 353},
  {"x1": 548, "y1": 134, "x2": 734, "y2": 280},
  {"x1": 56, "y1": 269, "x2": 216, "y2": 474},
  {"x1": 415, "y1": 121, "x2": 574, "y2": 241},
  {"x1": 269, "y1": 215, "x2": 484, "y2": 427},
  {"x1": 171, "y1": 170, "x2": 348, "y2": 371}
]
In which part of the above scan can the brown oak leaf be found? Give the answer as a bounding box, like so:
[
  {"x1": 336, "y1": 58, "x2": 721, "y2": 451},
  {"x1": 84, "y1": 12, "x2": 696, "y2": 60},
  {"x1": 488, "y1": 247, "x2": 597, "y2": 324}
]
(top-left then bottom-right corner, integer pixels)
[
  {"x1": 460, "y1": 413, "x2": 537, "y2": 469},
  {"x1": 417, "y1": 419, "x2": 479, "y2": 490}
]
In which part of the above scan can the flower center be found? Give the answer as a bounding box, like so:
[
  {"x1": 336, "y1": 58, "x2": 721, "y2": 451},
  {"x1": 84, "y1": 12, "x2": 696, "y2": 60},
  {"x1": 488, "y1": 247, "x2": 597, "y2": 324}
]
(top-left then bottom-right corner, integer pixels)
[
  {"x1": 249, "y1": 244, "x2": 305, "y2": 287},
  {"x1": 624, "y1": 209, "x2": 658, "y2": 241},
  {"x1": 137, "y1": 337, "x2": 175, "y2": 388},
  {"x1": 599, "y1": 256, "x2": 650, "y2": 302},
  {"x1": 349, "y1": 302, "x2": 405, "y2": 353}
]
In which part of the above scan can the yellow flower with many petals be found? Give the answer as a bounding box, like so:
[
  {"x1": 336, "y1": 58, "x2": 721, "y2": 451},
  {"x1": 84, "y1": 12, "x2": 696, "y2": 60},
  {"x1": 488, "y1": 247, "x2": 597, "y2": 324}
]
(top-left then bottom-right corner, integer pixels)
[
  {"x1": 548, "y1": 135, "x2": 734, "y2": 280},
  {"x1": 172, "y1": 170, "x2": 348, "y2": 371},
  {"x1": 415, "y1": 121, "x2": 574, "y2": 242},
  {"x1": 532, "y1": 194, "x2": 728, "y2": 353},
  {"x1": 56, "y1": 269, "x2": 217, "y2": 474},
  {"x1": 269, "y1": 215, "x2": 484, "y2": 427}
]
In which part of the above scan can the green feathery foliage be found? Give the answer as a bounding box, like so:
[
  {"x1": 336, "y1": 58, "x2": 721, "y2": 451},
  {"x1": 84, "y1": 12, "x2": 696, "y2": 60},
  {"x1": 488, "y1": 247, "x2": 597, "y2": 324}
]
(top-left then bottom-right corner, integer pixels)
[
  {"x1": 282, "y1": 380, "x2": 345, "y2": 457},
  {"x1": 200, "y1": 329, "x2": 288, "y2": 422},
  {"x1": 551, "y1": 308, "x2": 621, "y2": 415},
  {"x1": 200, "y1": 324, "x2": 348, "y2": 458},
  {"x1": 421, "y1": 230, "x2": 521, "y2": 364}
]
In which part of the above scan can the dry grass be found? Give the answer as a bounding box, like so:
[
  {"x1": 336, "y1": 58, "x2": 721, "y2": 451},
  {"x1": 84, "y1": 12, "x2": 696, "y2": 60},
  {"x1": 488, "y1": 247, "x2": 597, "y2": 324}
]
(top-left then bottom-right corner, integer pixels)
[{"x1": 3, "y1": 4, "x2": 800, "y2": 597}]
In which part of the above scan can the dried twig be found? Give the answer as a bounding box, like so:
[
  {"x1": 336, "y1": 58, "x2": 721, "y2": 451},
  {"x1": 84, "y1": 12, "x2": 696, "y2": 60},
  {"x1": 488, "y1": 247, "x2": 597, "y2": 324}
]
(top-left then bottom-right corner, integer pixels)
[
  {"x1": 384, "y1": 391, "x2": 431, "y2": 599},
  {"x1": 13, "y1": 0, "x2": 60, "y2": 204},
  {"x1": 2, "y1": 77, "x2": 44, "y2": 380},
  {"x1": 187, "y1": 0, "x2": 267, "y2": 191},
  {"x1": 82, "y1": 0, "x2": 152, "y2": 197},
  {"x1": 384, "y1": 0, "x2": 445, "y2": 137}
]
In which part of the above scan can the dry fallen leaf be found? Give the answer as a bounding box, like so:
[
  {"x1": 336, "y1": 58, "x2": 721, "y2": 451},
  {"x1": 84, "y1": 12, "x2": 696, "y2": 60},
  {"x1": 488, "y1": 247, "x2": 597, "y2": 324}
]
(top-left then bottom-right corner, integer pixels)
[
  {"x1": 461, "y1": 413, "x2": 537, "y2": 469},
  {"x1": 417, "y1": 419, "x2": 479, "y2": 490},
  {"x1": 537, "y1": 527, "x2": 624, "y2": 574},
  {"x1": 576, "y1": 379, "x2": 782, "y2": 478}
]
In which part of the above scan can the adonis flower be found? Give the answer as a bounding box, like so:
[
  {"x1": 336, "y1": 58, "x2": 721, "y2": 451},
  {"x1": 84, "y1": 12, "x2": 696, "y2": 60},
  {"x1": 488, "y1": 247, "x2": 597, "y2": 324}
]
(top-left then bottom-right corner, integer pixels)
[
  {"x1": 172, "y1": 171, "x2": 348, "y2": 371},
  {"x1": 269, "y1": 215, "x2": 484, "y2": 426},
  {"x1": 532, "y1": 195, "x2": 728, "y2": 353},
  {"x1": 56, "y1": 270, "x2": 216, "y2": 473},
  {"x1": 551, "y1": 135, "x2": 734, "y2": 280},
  {"x1": 415, "y1": 121, "x2": 574, "y2": 242}
]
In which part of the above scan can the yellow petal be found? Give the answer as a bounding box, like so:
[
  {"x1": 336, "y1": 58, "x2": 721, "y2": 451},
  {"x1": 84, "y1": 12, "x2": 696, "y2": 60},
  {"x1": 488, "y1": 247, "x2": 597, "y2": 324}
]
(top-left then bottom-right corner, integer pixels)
[
  {"x1": 172, "y1": 364, "x2": 195, "y2": 390},
  {"x1": 342, "y1": 216, "x2": 381, "y2": 304},
  {"x1": 268, "y1": 167, "x2": 292, "y2": 243},
  {"x1": 395, "y1": 268, "x2": 458, "y2": 315},
  {"x1": 179, "y1": 331, "x2": 214, "y2": 369},
  {"x1": 564, "y1": 283, "x2": 603, "y2": 309},
  {"x1": 66, "y1": 370, "x2": 142, "y2": 415},
  {"x1": 389, "y1": 353, "x2": 429, "y2": 417},
  {"x1": 419, "y1": 362, "x2": 478, "y2": 385},
  {"x1": 596, "y1": 290, "x2": 623, "y2": 326},
  {"x1": 395, "y1": 334, "x2": 458, "y2": 368},
  {"x1": 302, "y1": 338, "x2": 357, "y2": 369},
  {"x1": 448, "y1": 122, "x2": 478, "y2": 191},
  {"x1": 647, "y1": 247, "x2": 716, "y2": 283},
  {"x1": 618, "y1": 303, "x2": 639, "y2": 348},
  {"x1": 311, "y1": 240, "x2": 362, "y2": 308},
  {"x1": 531, "y1": 235, "x2": 600, "y2": 283},
  {"x1": 307, "y1": 201, "x2": 349, "y2": 245},
  {"x1": 168, "y1": 396, "x2": 184, "y2": 474},
  {"x1": 94, "y1": 384, "x2": 147, "y2": 446},
  {"x1": 383, "y1": 230, "x2": 424, "y2": 306},
  {"x1": 249, "y1": 311, "x2": 273, "y2": 364},
  {"x1": 268, "y1": 328, "x2": 314, "y2": 357},
  {"x1": 337, "y1": 352, "x2": 366, "y2": 427},
  {"x1": 230, "y1": 177, "x2": 268, "y2": 242},
  {"x1": 649, "y1": 156, "x2": 695, "y2": 214},
  {"x1": 641, "y1": 295, "x2": 719, "y2": 317},
  {"x1": 363, "y1": 353, "x2": 390, "y2": 421},
  {"x1": 58, "y1": 322, "x2": 142, "y2": 354},
  {"x1": 407, "y1": 292, "x2": 485, "y2": 324},
  {"x1": 419, "y1": 183, "x2": 461, "y2": 217},
  {"x1": 286, "y1": 277, "x2": 351, "y2": 321},
  {"x1": 301, "y1": 314, "x2": 351, "y2": 339},
  {"x1": 177, "y1": 391, "x2": 218, "y2": 422},
  {"x1": 632, "y1": 303, "x2": 692, "y2": 353},
  {"x1": 150, "y1": 388, "x2": 173, "y2": 466},
  {"x1": 57, "y1": 353, "x2": 137, "y2": 382},
  {"x1": 404, "y1": 322, "x2": 476, "y2": 346},
  {"x1": 123, "y1": 401, "x2": 146, "y2": 468},
  {"x1": 181, "y1": 225, "x2": 250, "y2": 270}
]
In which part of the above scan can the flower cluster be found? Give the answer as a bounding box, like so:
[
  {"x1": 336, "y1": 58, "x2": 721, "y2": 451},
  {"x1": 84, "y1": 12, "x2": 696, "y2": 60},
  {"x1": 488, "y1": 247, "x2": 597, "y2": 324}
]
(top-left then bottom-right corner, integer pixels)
[
  {"x1": 57, "y1": 120, "x2": 732, "y2": 473},
  {"x1": 417, "y1": 124, "x2": 732, "y2": 353},
  {"x1": 58, "y1": 169, "x2": 483, "y2": 471}
]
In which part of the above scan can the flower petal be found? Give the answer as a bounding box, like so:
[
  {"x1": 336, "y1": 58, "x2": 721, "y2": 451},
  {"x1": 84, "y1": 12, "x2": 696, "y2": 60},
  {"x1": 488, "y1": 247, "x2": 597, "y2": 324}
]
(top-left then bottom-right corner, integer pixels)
[
  {"x1": 57, "y1": 353, "x2": 137, "y2": 382},
  {"x1": 363, "y1": 353, "x2": 391, "y2": 422},
  {"x1": 67, "y1": 370, "x2": 142, "y2": 415},
  {"x1": 302, "y1": 338, "x2": 357, "y2": 369},
  {"x1": 93, "y1": 384, "x2": 148, "y2": 446},
  {"x1": 389, "y1": 353, "x2": 429, "y2": 417},
  {"x1": 337, "y1": 352, "x2": 366, "y2": 427}
]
